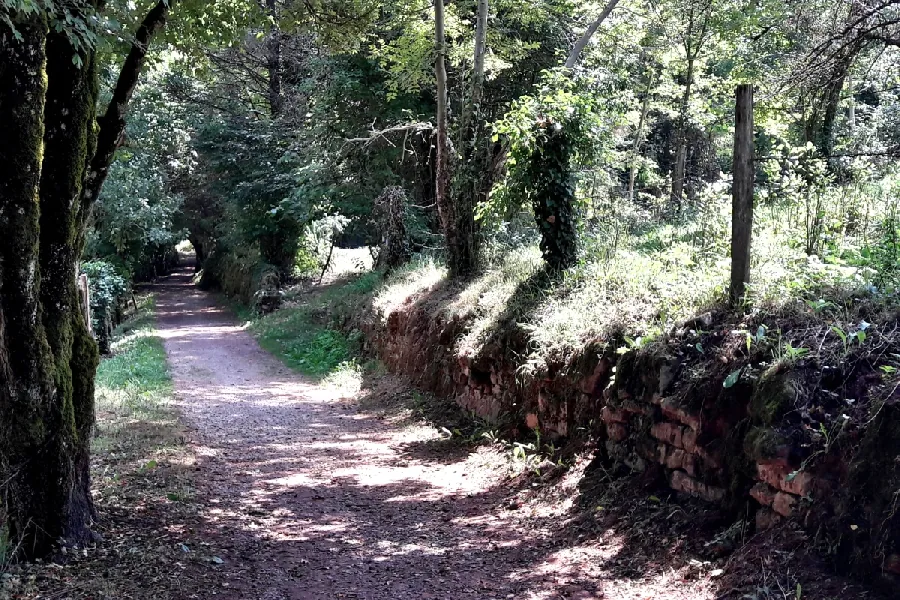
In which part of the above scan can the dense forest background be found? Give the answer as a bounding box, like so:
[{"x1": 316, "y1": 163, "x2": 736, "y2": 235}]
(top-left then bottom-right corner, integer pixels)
[{"x1": 86, "y1": 0, "x2": 900, "y2": 334}]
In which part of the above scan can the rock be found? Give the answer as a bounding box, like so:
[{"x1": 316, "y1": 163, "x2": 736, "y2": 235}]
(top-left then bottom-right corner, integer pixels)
[
  {"x1": 601, "y1": 406, "x2": 628, "y2": 424},
  {"x1": 669, "y1": 470, "x2": 725, "y2": 503},
  {"x1": 606, "y1": 423, "x2": 628, "y2": 442},
  {"x1": 757, "y1": 463, "x2": 815, "y2": 496},
  {"x1": 660, "y1": 398, "x2": 702, "y2": 431},
  {"x1": 755, "y1": 508, "x2": 782, "y2": 530},
  {"x1": 658, "y1": 362, "x2": 677, "y2": 395}
]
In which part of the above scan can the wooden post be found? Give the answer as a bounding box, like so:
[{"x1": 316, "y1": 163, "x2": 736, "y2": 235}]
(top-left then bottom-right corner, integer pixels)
[{"x1": 730, "y1": 84, "x2": 754, "y2": 306}]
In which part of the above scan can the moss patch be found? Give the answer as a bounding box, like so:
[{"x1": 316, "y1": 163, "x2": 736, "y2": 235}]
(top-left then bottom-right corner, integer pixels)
[{"x1": 750, "y1": 366, "x2": 800, "y2": 426}]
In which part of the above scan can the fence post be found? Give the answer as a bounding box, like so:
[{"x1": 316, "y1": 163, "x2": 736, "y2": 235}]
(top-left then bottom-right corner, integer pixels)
[{"x1": 730, "y1": 84, "x2": 754, "y2": 306}]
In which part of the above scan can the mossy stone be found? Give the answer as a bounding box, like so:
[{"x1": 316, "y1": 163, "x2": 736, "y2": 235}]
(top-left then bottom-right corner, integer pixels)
[{"x1": 750, "y1": 366, "x2": 800, "y2": 426}]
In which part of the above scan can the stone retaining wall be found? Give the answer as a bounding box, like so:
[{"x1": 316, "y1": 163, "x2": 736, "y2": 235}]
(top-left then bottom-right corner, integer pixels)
[{"x1": 351, "y1": 292, "x2": 900, "y2": 584}]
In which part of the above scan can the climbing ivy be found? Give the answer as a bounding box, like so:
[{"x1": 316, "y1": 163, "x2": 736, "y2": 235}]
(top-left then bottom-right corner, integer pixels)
[{"x1": 489, "y1": 69, "x2": 614, "y2": 270}]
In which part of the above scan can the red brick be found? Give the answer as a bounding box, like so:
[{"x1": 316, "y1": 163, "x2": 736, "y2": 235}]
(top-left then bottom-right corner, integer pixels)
[
  {"x1": 772, "y1": 491, "x2": 796, "y2": 517},
  {"x1": 662, "y1": 446, "x2": 697, "y2": 477},
  {"x1": 750, "y1": 482, "x2": 777, "y2": 507},
  {"x1": 885, "y1": 554, "x2": 900, "y2": 575},
  {"x1": 601, "y1": 405, "x2": 628, "y2": 424},
  {"x1": 682, "y1": 427, "x2": 698, "y2": 453},
  {"x1": 696, "y1": 444, "x2": 724, "y2": 470},
  {"x1": 606, "y1": 423, "x2": 628, "y2": 442},
  {"x1": 669, "y1": 470, "x2": 725, "y2": 503},
  {"x1": 757, "y1": 464, "x2": 815, "y2": 496},
  {"x1": 650, "y1": 421, "x2": 684, "y2": 448},
  {"x1": 580, "y1": 358, "x2": 610, "y2": 395},
  {"x1": 660, "y1": 398, "x2": 702, "y2": 431}
]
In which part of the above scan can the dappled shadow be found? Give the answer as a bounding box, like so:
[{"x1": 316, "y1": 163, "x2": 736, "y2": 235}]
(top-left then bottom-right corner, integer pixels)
[{"x1": 67, "y1": 265, "x2": 883, "y2": 600}]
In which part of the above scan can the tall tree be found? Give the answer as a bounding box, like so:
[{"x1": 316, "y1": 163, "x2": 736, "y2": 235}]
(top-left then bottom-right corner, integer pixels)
[
  {"x1": 434, "y1": 0, "x2": 452, "y2": 270},
  {"x1": 670, "y1": 0, "x2": 711, "y2": 208},
  {"x1": 0, "y1": 0, "x2": 173, "y2": 557},
  {"x1": 564, "y1": 0, "x2": 621, "y2": 68}
]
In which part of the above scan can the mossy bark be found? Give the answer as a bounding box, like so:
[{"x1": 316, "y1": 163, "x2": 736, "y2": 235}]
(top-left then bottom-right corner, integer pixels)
[
  {"x1": 0, "y1": 14, "x2": 60, "y2": 555},
  {"x1": 528, "y1": 129, "x2": 577, "y2": 271},
  {"x1": 38, "y1": 26, "x2": 102, "y2": 543},
  {"x1": 0, "y1": 15, "x2": 100, "y2": 557}
]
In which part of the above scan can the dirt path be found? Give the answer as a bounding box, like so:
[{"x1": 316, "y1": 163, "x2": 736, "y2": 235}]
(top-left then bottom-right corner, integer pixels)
[{"x1": 153, "y1": 268, "x2": 719, "y2": 600}]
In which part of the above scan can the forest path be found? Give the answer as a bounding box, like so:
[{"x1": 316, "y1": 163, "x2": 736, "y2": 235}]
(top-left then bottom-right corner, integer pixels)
[{"x1": 153, "y1": 266, "x2": 712, "y2": 600}]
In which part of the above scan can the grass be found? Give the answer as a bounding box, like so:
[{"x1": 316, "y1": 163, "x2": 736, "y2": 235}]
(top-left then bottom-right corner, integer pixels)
[
  {"x1": 247, "y1": 271, "x2": 381, "y2": 392},
  {"x1": 93, "y1": 295, "x2": 179, "y2": 455},
  {"x1": 1, "y1": 295, "x2": 200, "y2": 599},
  {"x1": 372, "y1": 184, "x2": 897, "y2": 373}
]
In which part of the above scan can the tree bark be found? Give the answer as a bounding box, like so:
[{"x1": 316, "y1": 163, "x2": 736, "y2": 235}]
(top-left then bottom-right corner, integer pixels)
[
  {"x1": 564, "y1": 0, "x2": 621, "y2": 69},
  {"x1": 266, "y1": 0, "x2": 283, "y2": 116},
  {"x1": 81, "y1": 0, "x2": 173, "y2": 208},
  {"x1": 461, "y1": 0, "x2": 489, "y2": 133},
  {"x1": 435, "y1": 0, "x2": 449, "y2": 233},
  {"x1": 628, "y1": 74, "x2": 653, "y2": 203},
  {"x1": 730, "y1": 84, "x2": 754, "y2": 306},
  {"x1": 435, "y1": 0, "x2": 478, "y2": 277},
  {"x1": 0, "y1": 0, "x2": 169, "y2": 558},
  {"x1": 0, "y1": 12, "x2": 97, "y2": 557},
  {"x1": 671, "y1": 55, "x2": 694, "y2": 207}
]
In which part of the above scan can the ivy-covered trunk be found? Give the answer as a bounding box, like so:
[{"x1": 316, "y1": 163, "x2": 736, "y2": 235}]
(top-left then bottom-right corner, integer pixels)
[
  {"x1": 0, "y1": 15, "x2": 99, "y2": 557},
  {"x1": 529, "y1": 129, "x2": 577, "y2": 270}
]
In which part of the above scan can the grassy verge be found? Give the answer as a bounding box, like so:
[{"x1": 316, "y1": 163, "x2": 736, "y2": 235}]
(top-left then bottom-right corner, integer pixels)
[
  {"x1": 93, "y1": 296, "x2": 180, "y2": 457},
  {"x1": 247, "y1": 272, "x2": 381, "y2": 391}
]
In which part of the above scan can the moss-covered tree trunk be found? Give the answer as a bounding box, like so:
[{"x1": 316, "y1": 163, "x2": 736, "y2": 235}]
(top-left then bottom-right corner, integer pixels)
[
  {"x1": 529, "y1": 129, "x2": 577, "y2": 270},
  {"x1": 0, "y1": 13, "x2": 98, "y2": 557},
  {"x1": 0, "y1": 0, "x2": 169, "y2": 558}
]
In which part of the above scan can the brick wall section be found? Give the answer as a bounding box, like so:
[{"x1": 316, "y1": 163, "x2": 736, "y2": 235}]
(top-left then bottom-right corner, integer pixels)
[{"x1": 350, "y1": 292, "x2": 897, "y2": 582}]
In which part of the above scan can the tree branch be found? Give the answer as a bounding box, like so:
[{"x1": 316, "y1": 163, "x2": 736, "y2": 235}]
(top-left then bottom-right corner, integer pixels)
[
  {"x1": 80, "y1": 0, "x2": 174, "y2": 209},
  {"x1": 564, "y1": 0, "x2": 621, "y2": 69}
]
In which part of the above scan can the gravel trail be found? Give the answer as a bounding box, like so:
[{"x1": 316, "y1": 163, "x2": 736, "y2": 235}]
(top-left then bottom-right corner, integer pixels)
[{"x1": 152, "y1": 267, "x2": 713, "y2": 600}]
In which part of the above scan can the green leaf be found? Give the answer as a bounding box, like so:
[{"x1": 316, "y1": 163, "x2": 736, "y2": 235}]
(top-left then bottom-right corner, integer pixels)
[{"x1": 723, "y1": 368, "x2": 742, "y2": 388}]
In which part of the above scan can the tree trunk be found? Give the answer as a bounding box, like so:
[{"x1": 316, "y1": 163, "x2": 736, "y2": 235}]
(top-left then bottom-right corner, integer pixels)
[
  {"x1": 628, "y1": 76, "x2": 653, "y2": 203},
  {"x1": 435, "y1": 0, "x2": 477, "y2": 277},
  {"x1": 531, "y1": 130, "x2": 578, "y2": 270},
  {"x1": 0, "y1": 12, "x2": 99, "y2": 557},
  {"x1": 462, "y1": 0, "x2": 489, "y2": 132},
  {"x1": 730, "y1": 84, "x2": 754, "y2": 306},
  {"x1": 434, "y1": 0, "x2": 449, "y2": 233},
  {"x1": 0, "y1": 0, "x2": 169, "y2": 558},
  {"x1": 671, "y1": 55, "x2": 694, "y2": 208},
  {"x1": 564, "y1": 0, "x2": 621, "y2": 69},
  {"x1": 266, "y1": 0, "x2": 283, "y2": 116}
]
